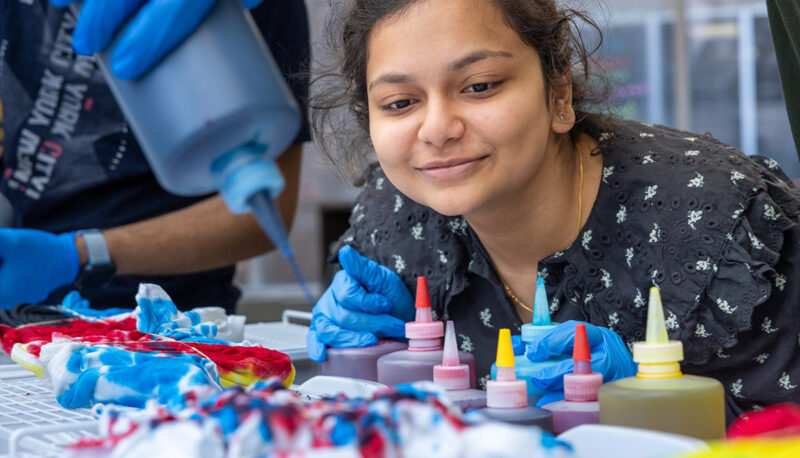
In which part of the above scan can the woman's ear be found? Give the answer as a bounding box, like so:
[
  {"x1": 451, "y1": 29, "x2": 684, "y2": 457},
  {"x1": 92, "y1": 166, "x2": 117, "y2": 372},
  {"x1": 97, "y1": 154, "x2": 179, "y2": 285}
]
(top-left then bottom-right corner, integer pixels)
[{"x1": 550, "y1": 69, "x2": 575, "y2": 134}]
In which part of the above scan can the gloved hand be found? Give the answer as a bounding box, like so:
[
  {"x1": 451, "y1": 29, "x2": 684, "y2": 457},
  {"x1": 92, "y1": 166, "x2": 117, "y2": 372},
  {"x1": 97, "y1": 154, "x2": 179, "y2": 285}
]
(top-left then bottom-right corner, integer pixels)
[
  {"x1": 511, "y1": 334, "x2": 525, "y2": 356},
  {"x1": 526, "y1": 320, "x2": 637, "y2": 407},
  {"x1": 0, "y1": 229, "x2": 80, "y2": 309},
  {"x1": 49, "y1": 0, "x2": 263, "y2": 80},
  {"x1": 307, "y1": 245, "x2": 415, "y2": 363}
]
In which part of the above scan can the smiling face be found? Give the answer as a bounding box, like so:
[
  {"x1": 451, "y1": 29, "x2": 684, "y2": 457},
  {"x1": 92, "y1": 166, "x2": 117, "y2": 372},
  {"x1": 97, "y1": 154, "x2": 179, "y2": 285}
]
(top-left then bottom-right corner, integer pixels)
[{"x1": 366, "y1": 0, "x2": 574, "y2": 218}]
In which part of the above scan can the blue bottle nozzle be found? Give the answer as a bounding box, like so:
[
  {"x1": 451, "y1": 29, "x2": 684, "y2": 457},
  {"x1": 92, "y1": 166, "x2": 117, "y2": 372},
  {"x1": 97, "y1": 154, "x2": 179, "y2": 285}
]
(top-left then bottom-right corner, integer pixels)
[
  {"x1": 521, "y1": 277, "x2": 556, "y2": 343},
  {"x1": 213, "y1": 145, "x2": 315, "y2": 306}
]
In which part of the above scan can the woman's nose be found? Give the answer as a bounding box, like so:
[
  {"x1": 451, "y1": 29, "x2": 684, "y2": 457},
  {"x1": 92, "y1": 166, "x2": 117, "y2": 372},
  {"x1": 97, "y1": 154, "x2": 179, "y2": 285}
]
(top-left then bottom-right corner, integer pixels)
[{"x1": 417, "y1": 98, "x2": 465, "y2": 148}]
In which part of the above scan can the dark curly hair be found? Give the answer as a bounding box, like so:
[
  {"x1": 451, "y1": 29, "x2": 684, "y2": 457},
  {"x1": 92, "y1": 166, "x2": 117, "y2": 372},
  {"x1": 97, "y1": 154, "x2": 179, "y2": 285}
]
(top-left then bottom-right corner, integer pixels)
[{"x1": 310, "y1": 0, "x2": 612, "y2": 182}]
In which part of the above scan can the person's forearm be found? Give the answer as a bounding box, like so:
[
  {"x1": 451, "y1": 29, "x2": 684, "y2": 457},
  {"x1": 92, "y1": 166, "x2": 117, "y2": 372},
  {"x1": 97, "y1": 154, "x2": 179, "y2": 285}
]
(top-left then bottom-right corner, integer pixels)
[{"x1": 75, "y1": 143, "x2": 303, "y2": 275}]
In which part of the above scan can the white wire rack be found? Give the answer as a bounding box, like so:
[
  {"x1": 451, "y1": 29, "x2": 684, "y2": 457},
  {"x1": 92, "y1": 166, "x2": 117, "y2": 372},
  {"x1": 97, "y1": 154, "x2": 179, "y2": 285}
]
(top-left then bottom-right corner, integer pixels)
[
  {"x1": 243, "y1": 310, "x2": 312, "y2": 361},
  {"x1": 0, "y1": 313, "x2": 314, "y2": 456},
  {"x1": 0, "y1": 365, "x2": 98, "y2": 458}
]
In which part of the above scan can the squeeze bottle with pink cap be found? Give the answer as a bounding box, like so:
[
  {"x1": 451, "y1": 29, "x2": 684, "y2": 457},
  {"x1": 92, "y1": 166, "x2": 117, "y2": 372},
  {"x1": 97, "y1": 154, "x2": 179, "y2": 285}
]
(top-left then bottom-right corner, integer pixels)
[
  {"x1": 481, "y1": 329, "x2": 553, "y2": 431},
  {"x1": 377, "y1": 277, "x2": 476, "y2": 386},
  {"x1": 541, "y1": 323, "x2": 603, "y2": 433},
  {"x1": 433, "y1": 321, "x2": 487, "y2": 410}
]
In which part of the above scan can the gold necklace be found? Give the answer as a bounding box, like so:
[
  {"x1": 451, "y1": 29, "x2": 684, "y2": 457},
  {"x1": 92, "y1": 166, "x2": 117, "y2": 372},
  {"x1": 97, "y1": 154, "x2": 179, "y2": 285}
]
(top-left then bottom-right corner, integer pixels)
[
  {"x1": 504, "y1": 283, "x2": 533, "y2": 312},
  {"x1": 503, "y1": 145, "x2": 584, "y2": 313}
]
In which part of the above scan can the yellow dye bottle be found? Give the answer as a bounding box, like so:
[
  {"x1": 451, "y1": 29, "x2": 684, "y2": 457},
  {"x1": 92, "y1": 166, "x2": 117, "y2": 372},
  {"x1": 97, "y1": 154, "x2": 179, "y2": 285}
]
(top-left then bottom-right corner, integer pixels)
[{"x1": 598, "y1": 287, "x2": 725, "y2": 440}]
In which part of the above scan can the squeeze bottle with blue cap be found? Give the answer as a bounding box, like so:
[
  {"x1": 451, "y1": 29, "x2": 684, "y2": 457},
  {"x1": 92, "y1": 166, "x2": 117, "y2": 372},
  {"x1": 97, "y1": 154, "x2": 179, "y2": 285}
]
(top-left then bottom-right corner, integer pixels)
[
  {"x1": 541, "y1": 323, "x2": 603, "y2": 433},
  {"x1": 491, "y1": 277, "x2": 567, "y2": 403},
  {"x1": 598, "y1": 287, "x2": 725, "y2": 440},
  {"x1": 80, "y1": 0, "x2": 314, "y2": 303},
  {"x1": 377, "y1": 277, "x2": 476, "y2": 386},
  {"x1": 482, "y1": 329, "x2": 553, "y2": 431},
  {"x1": 433, "y1": 321, "x2": 487, "y2": 410}
]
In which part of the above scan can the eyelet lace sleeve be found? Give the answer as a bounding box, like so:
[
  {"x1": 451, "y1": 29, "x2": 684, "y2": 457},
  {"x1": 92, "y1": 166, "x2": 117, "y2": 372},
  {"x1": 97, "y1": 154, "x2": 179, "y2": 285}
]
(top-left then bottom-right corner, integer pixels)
[{"x1": 675, "y1": 163, "x2": 799, "y2": 365}]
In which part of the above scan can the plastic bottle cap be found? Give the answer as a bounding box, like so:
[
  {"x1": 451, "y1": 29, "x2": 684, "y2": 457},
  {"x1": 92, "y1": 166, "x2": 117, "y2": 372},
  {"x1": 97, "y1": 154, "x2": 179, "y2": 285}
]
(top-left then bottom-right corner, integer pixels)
[
  {"x1": 433, "y1": 321, "x2": 470, "y2": 390},
  {"x1": 563, "y1": 323, "x2": 603, "y2": 401},
  {"x1": 632, "y1": 287, "x2": 683, "y2": 364},
  {"x1": 573, "y1": 323, "x2": 591, "y2": 362},
  {"x1": 495, "y1": 329, "x2": 515, "y2": 368},
  {"x1": 415, "y1": 277, "x2": 431, "y2": 309},
  {"x1": 487, "y1": 328, "x2": 527, "y2": 408},
  {"x1": 405, "y1": 276, "x2": 444, "y2": 342},
  {"x1": 521, "y1": 277, "x2": 556, "y2": 342}
]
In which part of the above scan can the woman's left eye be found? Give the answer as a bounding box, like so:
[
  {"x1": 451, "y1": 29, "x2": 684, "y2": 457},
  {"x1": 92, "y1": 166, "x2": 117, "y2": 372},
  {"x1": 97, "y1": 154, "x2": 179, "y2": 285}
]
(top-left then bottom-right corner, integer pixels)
[{"x1": 463, "y1": 81, "x2": 500, "y2": 94}]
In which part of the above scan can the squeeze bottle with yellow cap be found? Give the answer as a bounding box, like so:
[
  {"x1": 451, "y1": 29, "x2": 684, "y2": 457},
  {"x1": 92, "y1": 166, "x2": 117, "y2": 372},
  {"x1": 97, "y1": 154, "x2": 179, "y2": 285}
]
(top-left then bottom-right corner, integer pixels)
[
  {"x1": 491, "y1": 277, "x2": 567, "y2": 404},
  {"x1": 481, "y1": 329, "x2": 554, "y2": 431},
  {"x1": 597, "y1": 287, "x2": 725, "y2": 440}
]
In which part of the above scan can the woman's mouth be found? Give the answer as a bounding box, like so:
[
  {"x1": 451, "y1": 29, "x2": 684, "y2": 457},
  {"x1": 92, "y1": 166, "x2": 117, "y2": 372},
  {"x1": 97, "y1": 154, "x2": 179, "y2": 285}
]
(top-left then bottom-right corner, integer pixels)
[{"x1": 416, "y1": 155, "x2": 489, "y2": 181}]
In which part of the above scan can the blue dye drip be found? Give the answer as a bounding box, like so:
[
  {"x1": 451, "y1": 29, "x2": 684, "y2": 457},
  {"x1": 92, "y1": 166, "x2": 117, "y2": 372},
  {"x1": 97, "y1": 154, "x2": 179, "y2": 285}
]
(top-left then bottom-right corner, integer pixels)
[{"x1": 248, "y1": 190, "x2": 316, "y2": 305}]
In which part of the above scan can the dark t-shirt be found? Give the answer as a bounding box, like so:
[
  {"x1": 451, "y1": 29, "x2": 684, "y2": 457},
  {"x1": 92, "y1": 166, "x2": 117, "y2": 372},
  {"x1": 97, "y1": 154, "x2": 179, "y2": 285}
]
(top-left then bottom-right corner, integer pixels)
[
  {"x1": 0, "y1": 0, "x2": 310, "y2": 311},
  {"x1": 338, "y1": 119, "x2": 800, "y2": 422}
]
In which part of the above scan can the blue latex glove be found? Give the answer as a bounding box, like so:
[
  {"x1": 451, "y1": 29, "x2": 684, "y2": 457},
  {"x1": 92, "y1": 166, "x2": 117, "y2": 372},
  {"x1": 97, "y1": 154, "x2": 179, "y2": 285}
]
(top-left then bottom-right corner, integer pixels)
[
  {"x1": 307, "y1": 245, "x2": 415, "y2": 363},
  {"x1": 49, "y1": 0, "x2": 263, "y2": 80},
  {"x1": 61, "y1": 290, "x2": 131, "y2": 318},
  {"x1": 526, "y1": 320, "x2": 637, "y2": 407},
  {"x1": 0, "y1": 229, "x2": 79, "y2": 309},
  {"x1": 511, "y1": 334, "x2": 525, "y2": 356}
]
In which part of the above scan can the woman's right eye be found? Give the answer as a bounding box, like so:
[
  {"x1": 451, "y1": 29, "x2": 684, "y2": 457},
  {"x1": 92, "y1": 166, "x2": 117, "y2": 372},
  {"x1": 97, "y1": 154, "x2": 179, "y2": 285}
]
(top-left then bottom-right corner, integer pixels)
[{"x1": 381, "y1": 99, "x2": 416, "y2": 111}]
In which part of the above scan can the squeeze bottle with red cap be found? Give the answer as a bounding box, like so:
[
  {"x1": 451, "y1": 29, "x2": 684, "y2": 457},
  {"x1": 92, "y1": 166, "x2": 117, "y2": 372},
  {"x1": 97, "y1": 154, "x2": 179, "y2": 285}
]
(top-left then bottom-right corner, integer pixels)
[
  {"x1": 433, "y1": 321, "x2": 487, "y2": 410},
  {"x1": 491, "y1": 277, "x2": 567, "y2": 403},
  {"x1": 541, "y1": 323, "x2": 603, "y2": 433},
  {"x1": 377, "y1": 277, "x2": 476, "y2": 386},
  {"x1": 598, "y1": 287, "x2": 725, "y2": 440},
  {"x1": 481, "y1": 329, "x2": 553, "y2": 431}
]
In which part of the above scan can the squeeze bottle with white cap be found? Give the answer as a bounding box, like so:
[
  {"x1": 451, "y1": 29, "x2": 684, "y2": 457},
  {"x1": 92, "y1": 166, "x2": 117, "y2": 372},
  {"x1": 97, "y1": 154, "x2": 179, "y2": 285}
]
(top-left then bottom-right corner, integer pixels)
[
  {"x1": 433, "y1": 321, "x2": 487, "y2": 410},
  {"x1": 482, "y1": 329, "x2": 553, "y2": 431},
  {"x1": 376, "y1": 277, "x2": 476, "y2": 386},
  {"x1": 491, "y1": 277, "x2": 567, "y2": 403},
  {"x1": 80, "y1": 0, "x2": 314, "y2": 303},
  {"x1": 541, "y1": 323, "x2": 603, "y2": 433},
  {"x1": 598, "y1": 287, "x2": 725, "y2": 440}
]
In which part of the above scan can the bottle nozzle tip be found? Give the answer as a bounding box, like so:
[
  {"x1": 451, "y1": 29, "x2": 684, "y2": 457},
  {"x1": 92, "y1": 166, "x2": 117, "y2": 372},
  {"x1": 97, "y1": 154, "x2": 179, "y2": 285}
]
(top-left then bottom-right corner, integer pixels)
[
  {"x1": 532, "y1": 277, "x2": 551, "y2": 326},
  {"x1": 415, "y1": 277, "x2": 431, "y2": 309},
  {"x1": 496, "y1": 328, "x2": 515, "y2": 367}
]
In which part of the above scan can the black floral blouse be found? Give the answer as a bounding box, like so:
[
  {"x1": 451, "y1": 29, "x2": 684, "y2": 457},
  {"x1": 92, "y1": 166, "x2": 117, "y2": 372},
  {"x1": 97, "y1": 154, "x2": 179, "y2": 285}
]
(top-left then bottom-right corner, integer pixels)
[{"x1": 335, "y1": 119, "x2": 800, "y2": 422}]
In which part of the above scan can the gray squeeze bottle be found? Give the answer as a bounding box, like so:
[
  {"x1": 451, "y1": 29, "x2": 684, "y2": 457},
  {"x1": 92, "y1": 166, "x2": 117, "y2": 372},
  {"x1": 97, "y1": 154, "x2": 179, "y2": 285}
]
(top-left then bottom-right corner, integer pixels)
[
  {"x1": 322, "y1": 339, "x2": 407, "y2": 382},
  {"x1": 377, "y1": 277, "x2": 476, "y2": 386},
  {"x1": 75, "y1": 0, "x2": 313, "y2": 303},
  {"x1": 481, "y1": 328, "x2": 553, "y2": 432}
]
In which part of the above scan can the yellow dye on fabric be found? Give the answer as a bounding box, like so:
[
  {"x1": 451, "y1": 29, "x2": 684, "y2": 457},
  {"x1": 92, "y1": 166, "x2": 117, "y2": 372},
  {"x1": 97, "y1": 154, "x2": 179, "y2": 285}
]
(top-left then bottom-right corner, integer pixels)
[
  {"x1": 10, "y1": 343, "x2": 46, "y2": 378},
  {"x1": 218, "y1": 364, "x2": 296, "y2": 389}
]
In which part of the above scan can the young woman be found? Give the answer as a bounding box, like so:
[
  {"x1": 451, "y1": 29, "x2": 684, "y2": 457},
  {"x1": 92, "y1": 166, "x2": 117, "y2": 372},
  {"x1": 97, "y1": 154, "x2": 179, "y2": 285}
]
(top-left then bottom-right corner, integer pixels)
[{"x1": 307, "y1": 0, "x2": 800, "y2": 421}]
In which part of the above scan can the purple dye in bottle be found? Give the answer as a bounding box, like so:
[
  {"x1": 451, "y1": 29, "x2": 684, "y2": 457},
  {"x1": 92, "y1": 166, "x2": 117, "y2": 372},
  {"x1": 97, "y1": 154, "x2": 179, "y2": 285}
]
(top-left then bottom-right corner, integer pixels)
[
  {"x1": 433, "y1": 321, "x2": 486, "y2": 410},
  {"x1": 322, "y1": 339, "x2": 408, "y2": 382},
  {"x1": 541, "y1": 323, "x2": 603, "y2": 434},
  {"x1": 377, "y1": 277, "x2": 476, "y2": 387}
]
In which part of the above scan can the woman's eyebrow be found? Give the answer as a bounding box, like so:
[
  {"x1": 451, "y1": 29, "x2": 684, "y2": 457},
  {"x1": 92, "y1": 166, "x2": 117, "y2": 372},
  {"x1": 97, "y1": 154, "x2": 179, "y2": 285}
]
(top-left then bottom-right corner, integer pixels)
[
  {"x1": 369, "y1": 73, "x2": 412, "y2": 91},
  {"x1": 368, "y1": 50, "x2": 513, "y2": 92},
  {"x1": 449, "y1": 50, "x2": 513, "y2": 72}
]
